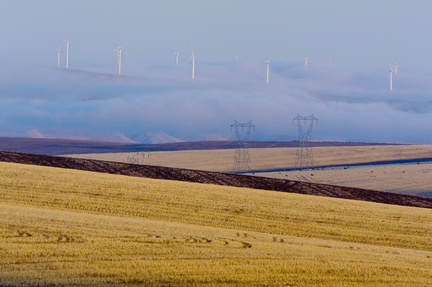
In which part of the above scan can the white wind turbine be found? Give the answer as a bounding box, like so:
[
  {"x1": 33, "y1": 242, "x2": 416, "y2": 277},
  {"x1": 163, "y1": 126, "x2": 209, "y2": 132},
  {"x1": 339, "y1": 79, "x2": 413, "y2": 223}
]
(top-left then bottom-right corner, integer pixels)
[
  {"x1": 393, "y1": 56, "x2": 398, "y2": 74},
  {"x1": 170, "y1": 49, "x2": 179, "y2": 64},
  {"x1": 234, "y1": 50, "x2": 244, "y2": 62},
  {"x1": 264, "y1": 58, "x2": 271, "y2": 85},
  {"x1": 265, "y1": 59, "x2": 271, "y2": 84},
  {"x1": 57, "y1": 46, "x2": 61, "y2": 68},
  {"x1": 63, "y1": 39, "x2": 69, "y2": 69},
  {"x1": 115, "y1": 46, "x2": 122, "y2": 75},
  {"x1": 264, "y1": 54, "x2": 275, "y2": 84},
  {"x1": 388, "y1": 63, "x2": 395, "y2": 91},
  {"x1": 183, "y1": 46, "x2": 196, "y2": 80},
  {"x1": 303, "y1": 56, "x2": 309, "y2": 67}
]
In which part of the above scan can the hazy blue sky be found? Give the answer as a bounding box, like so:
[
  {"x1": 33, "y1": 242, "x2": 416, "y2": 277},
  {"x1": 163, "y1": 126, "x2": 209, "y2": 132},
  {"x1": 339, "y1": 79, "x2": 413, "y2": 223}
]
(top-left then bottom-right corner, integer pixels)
[
  {"x1": 1, "y1": 1, "x2": 432, "y2": 144},
  {"x1": 1, "y1": 1, "x2": 432, "y2": 70}
]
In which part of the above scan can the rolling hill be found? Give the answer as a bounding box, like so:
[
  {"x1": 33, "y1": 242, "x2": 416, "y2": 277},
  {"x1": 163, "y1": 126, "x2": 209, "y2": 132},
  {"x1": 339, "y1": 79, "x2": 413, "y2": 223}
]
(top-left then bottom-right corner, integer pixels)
[
  {"x1": 0, "y1": 160, "x2": 431, "y2": 286},
  {"x1": 0, "y1": 150, "x2": 432, "y2": 209}
]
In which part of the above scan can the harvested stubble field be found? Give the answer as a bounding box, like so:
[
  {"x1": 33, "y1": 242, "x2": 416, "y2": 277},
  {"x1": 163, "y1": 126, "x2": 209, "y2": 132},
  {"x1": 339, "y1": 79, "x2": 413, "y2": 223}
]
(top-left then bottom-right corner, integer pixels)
[
  {"x1": 67, "y1": 144, "x2": 432, "y2": 173},
  {"x1": 2, "y1": 150, "x2": 432, "y2": 208},
  {"x1": 68, "y1": 144, "x2": 432, "y2": 196},
  {"x1": 1, "y1": 162, "x2": 432, "y2": 286},
  {"x1": 254, "y1": 161, "x2": 432, "y2": 198}
]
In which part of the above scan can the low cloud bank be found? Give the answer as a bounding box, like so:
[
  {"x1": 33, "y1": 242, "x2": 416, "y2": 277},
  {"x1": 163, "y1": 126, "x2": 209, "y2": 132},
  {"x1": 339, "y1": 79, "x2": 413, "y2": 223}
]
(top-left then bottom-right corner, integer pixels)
[{"x1": 1, "y1": 61, "x2": 432, "y2": 144}]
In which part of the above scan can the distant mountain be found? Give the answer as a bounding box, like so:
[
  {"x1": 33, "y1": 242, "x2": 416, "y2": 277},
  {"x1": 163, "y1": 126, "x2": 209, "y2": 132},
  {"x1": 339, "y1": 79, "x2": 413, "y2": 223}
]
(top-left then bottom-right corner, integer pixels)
[
  {"x1": 26, "y1": 129, "x2": 135, "y2": 144},
  {"x1": 132, "y1": 132, "x2": 185, "y2": 144},
  {"x1": 0, "y1": 137, "x2": 400, "y2": 156}
]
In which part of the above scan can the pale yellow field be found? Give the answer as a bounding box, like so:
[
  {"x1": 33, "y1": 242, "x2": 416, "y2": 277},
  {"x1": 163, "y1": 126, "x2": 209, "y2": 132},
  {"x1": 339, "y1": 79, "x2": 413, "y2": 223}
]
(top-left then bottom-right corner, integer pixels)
[
  {"x1": 252, "y1": 162, "x2": 432, "y2": 197},
  {"x1": 66, "y1": 144, "x2": 432, "y2": 172},
  {"x1": 1, "y1": 162, "x2": 432, "y2": 286}
]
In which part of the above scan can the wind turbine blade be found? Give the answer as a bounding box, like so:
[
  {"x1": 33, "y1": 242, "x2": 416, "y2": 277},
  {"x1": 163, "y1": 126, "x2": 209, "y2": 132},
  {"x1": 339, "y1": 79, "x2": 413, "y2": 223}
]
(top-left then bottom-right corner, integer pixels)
[
  {"x1": 182, "y1": 56, "x2": 193, "y2": 66},
  {"x1": 268, "y1": 53, "x2": 275, "y2": 61},
  {"x1": 386, "y1": 60, "x2": 392, "y2": 69},
  {"x1": 378, "y1": 60, "x2": 384, "y2": 67}
]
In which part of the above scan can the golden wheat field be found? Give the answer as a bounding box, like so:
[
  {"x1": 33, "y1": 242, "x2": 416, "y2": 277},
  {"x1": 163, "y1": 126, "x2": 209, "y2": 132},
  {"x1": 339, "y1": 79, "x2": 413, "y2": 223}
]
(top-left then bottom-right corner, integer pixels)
[
  {"x1": 67, "y1": 144, "x2": 432, "y2": 173},
  {"x1": 1, "y1": 161, "x2": 432, "y2": 286}
]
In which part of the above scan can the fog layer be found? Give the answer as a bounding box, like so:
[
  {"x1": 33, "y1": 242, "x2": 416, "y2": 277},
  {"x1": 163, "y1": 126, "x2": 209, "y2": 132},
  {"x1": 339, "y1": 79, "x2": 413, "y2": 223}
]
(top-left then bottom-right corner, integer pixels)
[{"x1": 1, "y1": 61, "x2": 431, "y2": 144}]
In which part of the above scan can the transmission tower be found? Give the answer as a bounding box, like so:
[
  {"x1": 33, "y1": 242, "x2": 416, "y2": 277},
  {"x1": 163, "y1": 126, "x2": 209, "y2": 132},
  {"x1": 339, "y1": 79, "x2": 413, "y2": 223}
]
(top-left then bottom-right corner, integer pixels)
[
  {"x1": 231, "y1": 120, "x2": 255, "y2": 172},
  {"x1": 293, "y1": 114, "x2": 318, "y2": 169}
]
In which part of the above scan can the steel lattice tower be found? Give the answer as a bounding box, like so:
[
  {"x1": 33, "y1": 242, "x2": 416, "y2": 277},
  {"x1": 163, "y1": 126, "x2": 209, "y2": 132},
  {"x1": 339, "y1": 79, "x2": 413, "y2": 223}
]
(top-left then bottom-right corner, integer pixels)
[
  {"x1": 231, "y1": 120, "x2": 255, "y2": 172},
  {"x1": 293, "y1": 114, "x2": 318, "y2": 169}
]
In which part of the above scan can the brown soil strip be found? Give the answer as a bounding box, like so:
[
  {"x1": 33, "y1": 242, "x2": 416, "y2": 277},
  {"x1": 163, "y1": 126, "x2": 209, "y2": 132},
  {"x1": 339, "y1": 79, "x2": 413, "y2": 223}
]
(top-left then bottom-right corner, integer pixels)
[{"x1": 1, "y1": 150, "x2": 431, "y2": 209}]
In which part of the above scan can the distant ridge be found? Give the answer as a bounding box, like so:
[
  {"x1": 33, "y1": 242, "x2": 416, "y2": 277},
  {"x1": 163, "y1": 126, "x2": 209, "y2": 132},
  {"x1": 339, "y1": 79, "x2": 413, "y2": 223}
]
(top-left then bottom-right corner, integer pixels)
[
  {"x1": 0, "y1": 137, "x2": 401, "y2": 156},
  {"x1": 0, "y1": 150, "x2": 430, "y2": 209}
]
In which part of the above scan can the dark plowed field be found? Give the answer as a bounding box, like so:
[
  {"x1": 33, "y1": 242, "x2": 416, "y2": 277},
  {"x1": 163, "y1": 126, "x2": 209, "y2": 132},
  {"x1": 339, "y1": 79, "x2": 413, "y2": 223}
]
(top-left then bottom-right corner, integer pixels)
[
  {"x1": 0, "y1": 137, "x2": 400, "y2": 156},
  {"x1": 1, "y1": 150, "x2": 431, "y2": 209}
]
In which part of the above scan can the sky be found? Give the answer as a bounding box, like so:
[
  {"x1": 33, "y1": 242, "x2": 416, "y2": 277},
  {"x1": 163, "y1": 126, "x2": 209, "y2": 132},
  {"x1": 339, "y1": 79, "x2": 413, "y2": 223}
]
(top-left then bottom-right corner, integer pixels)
[{"x1": 1, "y1": 1, "x2": 432, "y2": 144}]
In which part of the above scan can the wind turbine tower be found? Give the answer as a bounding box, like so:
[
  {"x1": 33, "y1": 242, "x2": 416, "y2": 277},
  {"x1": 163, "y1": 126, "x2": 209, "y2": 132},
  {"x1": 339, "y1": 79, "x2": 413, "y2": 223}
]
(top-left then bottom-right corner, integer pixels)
[
  {"x1": 393, "y1": 56, "x2": 399, "y2": 74},
  {"x1": 303, "y1": 57, "x2": 308, "y2": 67},
  {"x1": 57, "y1": 46, "x2": 61, "y2": 68},
  {"x1": 64, "y1": 40, "x2": 69, "y2": 69},
  {"x1": 192, "y1": 49, "x2": 195, "y2": 80},
  {"x1": 184, "y1": 46, "x2": 196, "y2": 80},
  {"x1": 265, "y1": 60, "x2": 270, "y2": 84},
  {"x1": 116, "y1": 46, "x2": 122, "y2": 75},
  {"x1": 170, "y1": 49, "x2": 179, "y2": 64},
  {"x1": 388, "y1": 64, "x2": 395, "y2": 91}
]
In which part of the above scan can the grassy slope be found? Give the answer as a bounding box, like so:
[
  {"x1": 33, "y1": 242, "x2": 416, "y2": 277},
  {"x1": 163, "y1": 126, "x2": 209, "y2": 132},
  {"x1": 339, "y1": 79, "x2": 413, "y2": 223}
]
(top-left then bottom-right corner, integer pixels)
[
  {"x1": 0, "y1": 162, "x2": 432, "y2": 286},
  {"x1": 67, "y1": 145, "x2": 432, "y2": 172}
]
